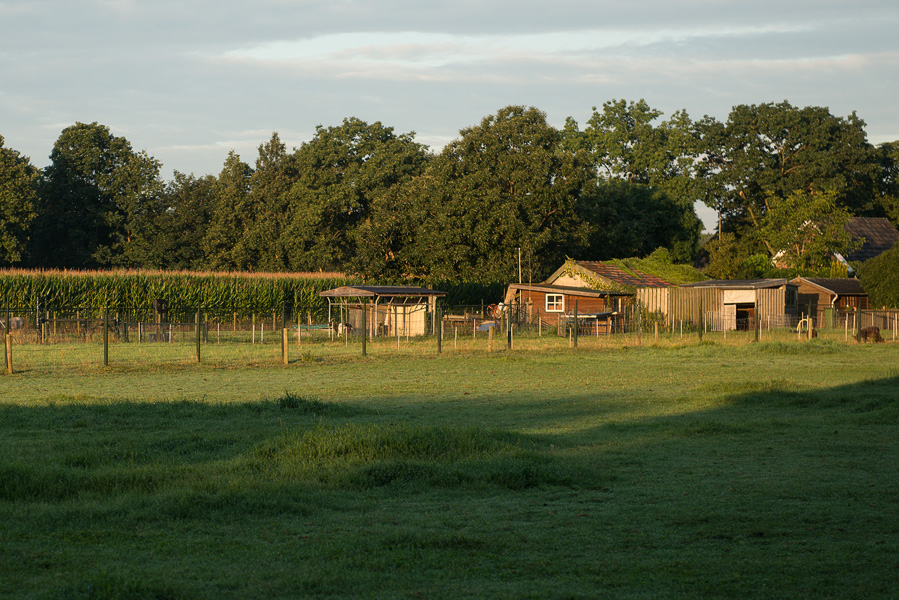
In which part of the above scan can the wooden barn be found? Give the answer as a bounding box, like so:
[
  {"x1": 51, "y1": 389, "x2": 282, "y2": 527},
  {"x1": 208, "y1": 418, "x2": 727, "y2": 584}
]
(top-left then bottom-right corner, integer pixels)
[
  {"x1": 503, "y1": 259, "x2": 672, "y2": 333},
  {"x1": 676, "y1": 279, "x2": 800, "y2": 331},
  {"x1": 789, "y1": 277, "x2": 869, "y2": 327},
  {"x1": 319, "y1": 286, "x2": 446, "y2": 337}
]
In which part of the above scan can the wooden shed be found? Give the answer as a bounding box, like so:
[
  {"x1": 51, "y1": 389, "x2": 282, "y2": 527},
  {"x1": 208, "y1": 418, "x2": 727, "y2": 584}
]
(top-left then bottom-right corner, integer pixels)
[
  {"x1": 503, "y1": 283, "x2": 631, "y2": 333},
  {"x1": 790, "y1": 277, "x2": 868, "y2": 327},
  {"x1": 678, "y1": 279, "x2": 799, "y2": 331},
  {"x1": 503, "y1": 259, "x2": 671, "y2": 333},
  {"x1": 319, "y1": 286, "x2": 446, "y2": 337}
]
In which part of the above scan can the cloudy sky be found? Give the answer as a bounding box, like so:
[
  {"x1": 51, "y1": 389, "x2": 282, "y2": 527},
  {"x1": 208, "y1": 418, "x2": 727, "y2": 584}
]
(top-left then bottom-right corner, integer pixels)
[{"x1": 3, "y1": 0, "x2": 899, "y2": 229}]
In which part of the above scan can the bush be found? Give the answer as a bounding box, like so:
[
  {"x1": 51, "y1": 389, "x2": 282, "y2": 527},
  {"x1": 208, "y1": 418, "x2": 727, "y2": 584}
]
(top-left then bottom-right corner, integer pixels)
[{"x1": 859, "y1": 244, "x2": 899, "y2": 307}]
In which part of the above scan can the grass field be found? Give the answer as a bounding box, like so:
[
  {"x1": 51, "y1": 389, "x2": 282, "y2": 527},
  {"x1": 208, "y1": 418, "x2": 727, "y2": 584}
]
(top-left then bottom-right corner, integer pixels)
[{"x1": 1, "y1": 339, "x2": 897, "y2": 599}]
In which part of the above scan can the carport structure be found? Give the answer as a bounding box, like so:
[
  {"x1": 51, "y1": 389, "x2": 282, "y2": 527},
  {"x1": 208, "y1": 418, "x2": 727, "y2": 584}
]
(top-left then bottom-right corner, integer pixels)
[{"x1": 318, "y1": 285, "x2": 446, "y2": 338}]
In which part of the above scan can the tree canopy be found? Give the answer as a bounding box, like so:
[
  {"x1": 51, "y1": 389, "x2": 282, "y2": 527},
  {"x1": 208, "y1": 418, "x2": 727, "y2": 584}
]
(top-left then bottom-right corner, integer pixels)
[
  {"x1": 3, "y1": 99, "x2": 895, "y2": 284},
  {"x1": 0, "y1": 136, "x2": 39, "y2": 265},
  {"x1": 30, "y1": 122, "x2": 162, "y2": 268}
]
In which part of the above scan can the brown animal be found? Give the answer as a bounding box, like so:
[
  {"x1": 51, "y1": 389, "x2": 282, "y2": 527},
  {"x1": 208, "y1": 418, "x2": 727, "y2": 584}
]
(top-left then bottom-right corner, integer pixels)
[
  {"x1": 0, "y1": 317, "x2": 24, "y2": 330},
  {"x1": 856, "y1": 326, "x2": 884, "y2": 343}
]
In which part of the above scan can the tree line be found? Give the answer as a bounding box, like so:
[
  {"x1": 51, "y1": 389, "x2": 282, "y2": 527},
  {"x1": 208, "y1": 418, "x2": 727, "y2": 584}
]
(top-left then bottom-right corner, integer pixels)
[{"x1": 1, "y1": 101, "x2": 897, "y2": 284}]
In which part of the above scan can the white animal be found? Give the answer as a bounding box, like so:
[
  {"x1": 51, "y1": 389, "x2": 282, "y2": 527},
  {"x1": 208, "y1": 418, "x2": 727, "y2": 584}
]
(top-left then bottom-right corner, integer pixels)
[{"x1": 330, "y1": 320, "x2": 354, "y2": 335}]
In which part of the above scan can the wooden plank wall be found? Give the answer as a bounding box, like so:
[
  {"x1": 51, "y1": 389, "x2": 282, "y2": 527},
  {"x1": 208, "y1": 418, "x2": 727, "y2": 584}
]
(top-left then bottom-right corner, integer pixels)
[{"x1": 637, "y1": 287, "x2": 720, "y2": 327}]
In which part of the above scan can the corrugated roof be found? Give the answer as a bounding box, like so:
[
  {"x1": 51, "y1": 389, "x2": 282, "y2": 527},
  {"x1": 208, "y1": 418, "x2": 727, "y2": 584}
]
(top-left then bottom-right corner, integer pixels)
[
  {"x1": 575, "y1": 261, "x2": 672, "y2": 288},
  {"x1": 682, "y1": 279, "x2": 789, "y2": 290},
  {"x1": 319, "y1": 285, "x2": 446, "y2": 298},
  {"x1": 845, "y1": 217, "x2": 899, "y2": 262},
  {"x1": 793, "y1": 277, "x2": 867, "y2": 296}
]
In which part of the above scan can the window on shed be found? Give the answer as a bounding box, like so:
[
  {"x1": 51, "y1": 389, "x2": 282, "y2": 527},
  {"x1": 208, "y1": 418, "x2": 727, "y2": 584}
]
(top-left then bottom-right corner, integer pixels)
[
  {"x1": 785, "y1": 288, "x2": 797, "y2": 307},
  {"x1": 546, "y1": 294, "x2": 564, "y2": 312}
]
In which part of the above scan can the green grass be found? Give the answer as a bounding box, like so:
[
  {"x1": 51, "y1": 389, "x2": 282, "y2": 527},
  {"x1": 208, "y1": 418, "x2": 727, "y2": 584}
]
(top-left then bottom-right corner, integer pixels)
[{"x1": 1, "y1": 342, "x2": 898, "y2": 599}]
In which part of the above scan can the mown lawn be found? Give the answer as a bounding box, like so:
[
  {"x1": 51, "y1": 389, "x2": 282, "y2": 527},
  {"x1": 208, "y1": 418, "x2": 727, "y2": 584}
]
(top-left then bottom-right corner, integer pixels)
[{"x1": 1, "y1": 340, "x2": 897, "y2": 599}]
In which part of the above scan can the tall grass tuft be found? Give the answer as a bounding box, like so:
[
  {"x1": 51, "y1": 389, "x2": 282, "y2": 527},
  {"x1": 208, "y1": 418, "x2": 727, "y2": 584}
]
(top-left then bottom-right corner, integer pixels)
[{"x1": 247, "y1": 423, "x2": 596, "y2": 490}]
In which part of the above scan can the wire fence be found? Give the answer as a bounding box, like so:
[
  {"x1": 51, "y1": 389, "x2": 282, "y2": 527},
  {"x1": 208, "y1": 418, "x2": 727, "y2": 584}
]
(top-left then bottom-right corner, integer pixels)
[{"x1": 2, "y1": 303, "x2": 898, "y2": 373}]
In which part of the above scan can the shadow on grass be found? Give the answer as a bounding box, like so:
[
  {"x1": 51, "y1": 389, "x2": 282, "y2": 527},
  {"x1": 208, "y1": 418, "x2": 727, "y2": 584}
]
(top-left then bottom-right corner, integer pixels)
[
  {"x1": 2, "y1": 373, "x2": 898, "y2": 599},
  {"x1": 1, "y1": 374, "x2": 896, "y2": 503}
]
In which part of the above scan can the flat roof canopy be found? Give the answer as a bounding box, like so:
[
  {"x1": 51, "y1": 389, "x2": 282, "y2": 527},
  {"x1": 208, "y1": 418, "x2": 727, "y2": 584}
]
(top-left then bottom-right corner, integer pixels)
[{"x1": 319, "y1": 285, "x2": 446, "y2": 300}]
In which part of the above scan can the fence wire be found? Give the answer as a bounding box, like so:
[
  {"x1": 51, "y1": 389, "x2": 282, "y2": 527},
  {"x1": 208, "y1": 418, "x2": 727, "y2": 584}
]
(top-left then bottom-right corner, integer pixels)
[{"x1": 2, "y1": 303, "x2": 897, "y2": 373}]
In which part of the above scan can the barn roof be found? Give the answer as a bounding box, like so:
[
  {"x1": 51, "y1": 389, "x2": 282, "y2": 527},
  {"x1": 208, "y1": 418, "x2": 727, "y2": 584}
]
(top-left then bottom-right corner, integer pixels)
[
  {"x1": 506, "y1": 283, "x2": 632, "y2": 298},
  {"x1": 681, "y1": 279, "x2": 791, "y2": 290},
  {"x1": 845, "y1": 217, "x2": 899, "y2": 262},
  {"x1": 319, "y1": 285, "x2": 446, "y2": 298},
  {"x1": 790, "y1": 277, "x2": 867, "y2": 296},
  {"x1": 573, "y1": 261, "x2": 673, "y2": 288}
]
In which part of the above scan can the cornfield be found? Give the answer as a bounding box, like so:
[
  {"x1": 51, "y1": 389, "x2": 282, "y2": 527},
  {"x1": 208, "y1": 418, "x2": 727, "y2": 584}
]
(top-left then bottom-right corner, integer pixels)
[
  {"x1": 0, "y1": 270, "x2": 507, "y2": 311},
  {"x1": 0, "y1": 269, "x2": 357, "y2": 312}
]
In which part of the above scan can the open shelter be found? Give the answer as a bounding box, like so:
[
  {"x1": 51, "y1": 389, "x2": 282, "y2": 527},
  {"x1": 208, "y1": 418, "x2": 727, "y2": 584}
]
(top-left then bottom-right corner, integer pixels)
[{"x1": 319, "y1": 286, "x2": 446, "y2": 337}]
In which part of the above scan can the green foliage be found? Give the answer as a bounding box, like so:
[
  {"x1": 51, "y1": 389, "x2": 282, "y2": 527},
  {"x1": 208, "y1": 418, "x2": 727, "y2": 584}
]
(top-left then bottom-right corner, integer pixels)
[
  {"x1": 609, "y1": 247, "x2": 708, "y2": 284},
  {"x1": 758, "y1": 189, "x2": 858, "y2": 269},
  {"x1": 0, "y1": 271, "x2": 356, "y2": 312},
  {"x1": 580, "y1": 180, "x2": 702, "y2": 263},
  {"x1": 30, "y1": 122, "x2": 163, "y2": 269},
  {"x1": 858, "y1": 243, "x2": 899, "y2": 307},
  {"x1": 696, "y1": 101, "x2": 878, "y2": 229},
  {"x1": 280, "y1": 118, "x2": 430, "y2": 272},
  {"x1": 202, "y1": 151, "x2": 255, "y2": 270},
  {"x1": 356, "y1": 106, "x2": 592, "y2": 283},
  {"x1": 0, "y1": 136, "x2": 39, "y2": 265}
]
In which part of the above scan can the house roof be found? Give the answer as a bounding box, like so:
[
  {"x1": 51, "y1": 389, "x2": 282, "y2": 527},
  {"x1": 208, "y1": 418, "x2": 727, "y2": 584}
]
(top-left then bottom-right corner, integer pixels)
[
  {"x1": 681, "y1": 279, "x2": 791, "y2": 290},
  {"x1": 567, "y1": 261, "x2": 672, "y2": 288},
  {"x1": 506, "y1": 283, "x2": 633, "y2": 298},
  {"x1": 319, "y1": 285, "x2": 446, "y2": 298},
  {"x1": 791, "y1": 277, "x2": 867, "y2": 296},
  {"x1": 845, "y1": 217, "x2": 899, "y2": 262}
]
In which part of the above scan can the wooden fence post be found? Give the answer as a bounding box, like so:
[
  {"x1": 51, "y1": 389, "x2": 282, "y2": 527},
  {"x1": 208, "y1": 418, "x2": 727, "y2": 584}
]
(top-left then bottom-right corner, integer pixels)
[
  {"x1": 362, "y1": 299, "x2": 368, "y2": 357},
  {"x1": 5, "y1": 334, "x2": 11, "y2": 375},
  {"x1": 282, "y1": 328, "x2": 288, "y2": 364},
  {"x1": 103, "y1": 307, "x2": 109, "y2": 367},
  {"x1": 436, "y1": 304, "x2": 441, "y2": 354},
  {"x1": 195, "y1": 308, "x2": 201, "y2": 363}
]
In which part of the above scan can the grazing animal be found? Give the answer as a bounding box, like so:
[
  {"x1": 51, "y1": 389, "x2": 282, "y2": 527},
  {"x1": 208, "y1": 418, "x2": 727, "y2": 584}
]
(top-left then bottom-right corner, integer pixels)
[
  {"x1": 330, "y1": 320, "x2": 354, "y2": 336},
  {"x1": 856, "y1": 326, "x2": 884, "y2": 343},
  {"x1": 0, "y1": 317, "x2": 24, "y2": 331}
]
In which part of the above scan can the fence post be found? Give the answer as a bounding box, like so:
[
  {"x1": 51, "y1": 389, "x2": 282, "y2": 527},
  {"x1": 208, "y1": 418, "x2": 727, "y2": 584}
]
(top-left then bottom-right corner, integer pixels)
[
  {"x1": 5, "y1": 334, "x2": 11, "y2": 375},
  {"x1": 362, "y1": 299, "x2": 368, "y2": 356},
  {"x1": 573, "y1": 301, "x2": 579, "y2": 349},
  {"x1": 282, "y1": 328, "x2": 289, "y2": 364},
  {"x1": 436, "y1": 304, "x2": 441, "y2": 354},
  {"x1": 103, "y1": 307, "x2": 109, "y2": 367},
  {"x1": 195, "y1": 307, "x2": 201, "y2": 363}
]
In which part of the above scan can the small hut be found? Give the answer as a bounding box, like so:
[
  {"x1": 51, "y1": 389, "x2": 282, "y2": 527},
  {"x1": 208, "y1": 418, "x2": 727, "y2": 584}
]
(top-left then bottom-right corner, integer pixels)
[
  {"x1": 790, "y1": 277, "x2": 868, "y2": 328},
  {"x1": 679, "y1": 279, "x2": 799, "y2": 331},
  {"x1": 319, "y1": 286, "x2": 446, "y2": 337}
]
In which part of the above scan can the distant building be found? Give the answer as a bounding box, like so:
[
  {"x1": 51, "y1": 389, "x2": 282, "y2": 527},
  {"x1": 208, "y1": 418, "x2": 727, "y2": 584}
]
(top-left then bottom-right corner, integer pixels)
[
  {"x1": 838, "y1": 217, "x2": 899, "y2": 266},
  {"x1": 503, "y1": 259, "x2": 672, "y2": 333}
]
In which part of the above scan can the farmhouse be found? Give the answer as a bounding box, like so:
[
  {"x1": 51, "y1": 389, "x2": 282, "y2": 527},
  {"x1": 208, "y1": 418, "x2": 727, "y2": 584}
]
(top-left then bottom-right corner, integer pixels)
[
  {"x1": 319, "y1": 285, "x2": 446, "y2": 337},
  {"x1": 503, "y1": 259, "x2": 672, "y2": 333}
]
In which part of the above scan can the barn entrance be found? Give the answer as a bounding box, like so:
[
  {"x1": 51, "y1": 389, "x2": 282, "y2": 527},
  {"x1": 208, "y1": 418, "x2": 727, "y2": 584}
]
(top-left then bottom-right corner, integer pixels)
[{"x1": 734, "y1": 303, "x2": 756, "y2": 331}]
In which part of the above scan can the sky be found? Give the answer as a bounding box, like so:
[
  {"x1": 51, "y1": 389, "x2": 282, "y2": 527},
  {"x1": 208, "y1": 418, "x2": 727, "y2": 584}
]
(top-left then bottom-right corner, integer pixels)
[{"x1": 3, "y1": 0, "x2": 899, "y2": 231}]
